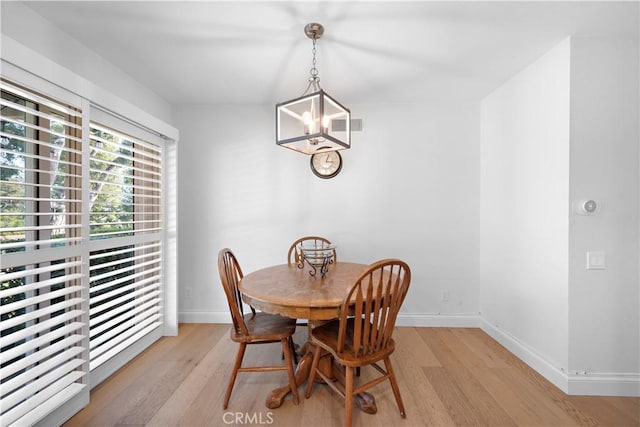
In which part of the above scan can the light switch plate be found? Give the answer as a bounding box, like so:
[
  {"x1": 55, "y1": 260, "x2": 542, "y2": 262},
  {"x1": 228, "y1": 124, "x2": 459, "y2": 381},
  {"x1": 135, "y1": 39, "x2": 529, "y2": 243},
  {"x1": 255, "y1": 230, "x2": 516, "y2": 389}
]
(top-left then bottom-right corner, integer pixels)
[{"x1": 586, "y1": 251, "x2": 606, "y2": 270}]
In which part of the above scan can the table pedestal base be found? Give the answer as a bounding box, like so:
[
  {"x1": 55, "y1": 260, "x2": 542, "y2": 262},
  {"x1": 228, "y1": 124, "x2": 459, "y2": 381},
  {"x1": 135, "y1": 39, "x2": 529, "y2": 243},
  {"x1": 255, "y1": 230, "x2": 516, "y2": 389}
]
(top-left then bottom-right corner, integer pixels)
[{"x1": 265, "y1": 343, "x2": 377, "y2": 414}]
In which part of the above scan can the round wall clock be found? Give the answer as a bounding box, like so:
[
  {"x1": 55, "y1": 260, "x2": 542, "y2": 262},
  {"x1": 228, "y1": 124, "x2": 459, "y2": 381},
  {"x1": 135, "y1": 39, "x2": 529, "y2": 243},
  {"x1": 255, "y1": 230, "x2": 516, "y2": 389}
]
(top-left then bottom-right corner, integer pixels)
[{"x1": 310, "y1": 149, "x2": 342, "y2": 179}]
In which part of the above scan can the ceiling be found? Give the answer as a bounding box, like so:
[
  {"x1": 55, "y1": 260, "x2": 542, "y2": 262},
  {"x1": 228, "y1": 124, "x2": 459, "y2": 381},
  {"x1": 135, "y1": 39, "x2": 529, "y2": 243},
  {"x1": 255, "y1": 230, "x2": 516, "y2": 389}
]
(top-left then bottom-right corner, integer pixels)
[{"x1": 21, "y1": 1, "x2": 639, "y2": 106}]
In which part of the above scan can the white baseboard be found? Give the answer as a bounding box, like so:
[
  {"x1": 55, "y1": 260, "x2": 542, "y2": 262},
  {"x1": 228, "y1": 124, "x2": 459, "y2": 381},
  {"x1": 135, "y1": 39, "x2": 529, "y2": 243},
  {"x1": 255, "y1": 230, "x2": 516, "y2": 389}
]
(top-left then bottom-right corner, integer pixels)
[
  {"x1": 567, "y1": 372, "x2": 640, "y2": 396},
  {"x1": 396, "y1": 313, "x2": 482, "y2": 327},
  {"x1": 179, "y1": 310, "x2": 482, "y2": 328},
  {"x1": 179, "y1": 310, "x2": 230, "y2": 324},
  {"x1": 480, "y1": 319, "x2": 640, "y2": 397}
]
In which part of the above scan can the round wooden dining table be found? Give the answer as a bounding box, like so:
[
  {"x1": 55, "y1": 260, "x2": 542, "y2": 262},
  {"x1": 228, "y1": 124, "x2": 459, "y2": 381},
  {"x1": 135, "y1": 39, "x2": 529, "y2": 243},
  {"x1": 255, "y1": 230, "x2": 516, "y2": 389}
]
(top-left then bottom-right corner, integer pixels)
[
  {"x1": 239, "y1": 261, "x2": 377, "y2": 412},
  {"x1": 239, "y1": 261, "x2": 368, "y2": 321}
]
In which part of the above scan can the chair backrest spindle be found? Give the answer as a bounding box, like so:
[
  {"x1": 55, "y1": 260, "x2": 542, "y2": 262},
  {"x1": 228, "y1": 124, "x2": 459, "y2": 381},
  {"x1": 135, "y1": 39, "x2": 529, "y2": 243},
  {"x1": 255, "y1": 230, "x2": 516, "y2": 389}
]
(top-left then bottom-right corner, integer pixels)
[{"x1": 337, "y1": 260, "x2": 410, "y2": 358}]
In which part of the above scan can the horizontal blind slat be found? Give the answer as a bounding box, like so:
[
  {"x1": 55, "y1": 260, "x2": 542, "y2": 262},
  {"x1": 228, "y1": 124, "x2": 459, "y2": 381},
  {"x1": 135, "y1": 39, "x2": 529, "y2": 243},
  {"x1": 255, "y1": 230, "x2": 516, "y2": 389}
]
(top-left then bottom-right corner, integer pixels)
[
  {"x1": 90, "y1": 258, "x2": 160, "y2": 292},
  {"x1": 0, "y1": 224, "x2": 83, "y2": 234},
  {"x1": 0, "y1": 334, "x2": 85, "y2": 379},
  {"x1": 0, "y1": 147, "x2": 82, "y2": 168},
  {"x1": 89, "y1": 242, "x2": 161, "y2": 260},
  {"x1": 2, "y1": 310, "x2": 84, "y2": 345},
  {"x1": 0, "y1": 273, "x2": 83, "y2": 301},
  {"x1": 89, "y1": 248, "x2": 160, "y2": 271},
  {"x1": 0, "y1": 237, "x2": 83, "y2": 250},
  {"x1": 0, "y1": 260, "x2": 82, "y2": 281},
  {"x1": 89, "y1": 317, "x2": 160, "y2": 366},
  {"x1": 0, "y1": 98, "x2": 82, "y2": 130},
  {"x1": 88, "y1": 168, "x2": 161, "y2": 187},
  {"x1": 89, "y1": 145, "x2": 162, "y2": 174},
  {"x1": 0, "y1": 210, "x2": 81, "y2": 217},
  {"x1": 1, "y1": 358, "x2": 85, "y2": 410},
  {"x1": 0, "y1": 196, "x2": 83, "y2": 204},
  {"x1": 90, "y1": 281, "x2": 160, "y2": 313},
  {"x1": 9, "y1": 383, "x2": 86, "y2": 427},
  {"x1": 1, "y1": 372, "x2": 85, "y2": 427},
  {"x1": 90, "y1": 305, "x2": 161, "y2": 348},
  {"x1": 0, "y1": 298, "x2": 83, "y2": 332},
  {"x1": 0, "y1": 322, "x2": 84, "y2": 365},
  {"x1": 0, "y1": 131, "x2": 82, "y2": 154},
  {"x1": 0, "y1": 117, "x2": 83, "y2": 145},
  {"x1": 90, "y1": 292, "x2": 161, "y2": 333},
  {"x1": 0, "y1": 164, "x2": 83, "y2": 180},
  {"x1": 90, "y1": 123, "x2": 162, "y2": 154},
  {"x1": 0, "y1": 286, "x2": 83, "y2": 318},
  {"x1": 89, "y1": 270, "x2": 160, "y2": 301},
  {"x1": 0, "y1": 180, "x2": 83, "y2": 193},
  {"x1": 90, "y1": 228, "x2": 162, "y2": 239},
  {"x1": 0, "y1": 346, "x2": 84, "y2": 397},
  {"x1": 0, "y1": 81, "x2": 82, "y2": 118}
]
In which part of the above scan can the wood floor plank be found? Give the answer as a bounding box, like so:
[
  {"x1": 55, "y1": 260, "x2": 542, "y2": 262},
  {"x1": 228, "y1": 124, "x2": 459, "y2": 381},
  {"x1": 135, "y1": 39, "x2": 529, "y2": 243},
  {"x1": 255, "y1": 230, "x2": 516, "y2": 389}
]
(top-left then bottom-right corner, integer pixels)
[
  {"x1": 64, "y1": 325, "x2": 640, "y2": 427},
  {"x1": 476, "y1": 334, "x2": 603, "y2": 426},
  {"x1": 568, "y1": 395, "x2": 640, "y2": 426},
  {"x1": 444, "y1": 328, "x2": 548, "y2": 425},
  {"x1": 602, "y1": 396, "x2": 640, "y2": 422},
  {"x1": 450, "y1": 327, "x2": 509, "y2": 369},
  {"x1": 419, "y1": 328, "x2": 518, "y2": 426},
  {"x1": 423, "y1": 366, "x2": 488, "y2": 426},
  {"x1": 391, "y1": 328, "x2": 455, "y2": 426}
]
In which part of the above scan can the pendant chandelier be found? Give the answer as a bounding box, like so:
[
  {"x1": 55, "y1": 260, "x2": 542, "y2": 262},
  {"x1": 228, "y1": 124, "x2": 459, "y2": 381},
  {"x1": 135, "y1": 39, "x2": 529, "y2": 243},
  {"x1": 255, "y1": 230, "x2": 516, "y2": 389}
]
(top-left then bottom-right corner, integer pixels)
[{"x1": 276, "y1": 23, "x2": 351, "y2": 155}]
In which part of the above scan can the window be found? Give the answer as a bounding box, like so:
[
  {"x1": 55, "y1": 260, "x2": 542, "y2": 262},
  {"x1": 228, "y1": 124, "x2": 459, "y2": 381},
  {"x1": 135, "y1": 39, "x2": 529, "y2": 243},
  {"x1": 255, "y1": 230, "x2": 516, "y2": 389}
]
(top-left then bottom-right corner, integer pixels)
[
  {"x1": 0, "y1": 79, "x2": 168, "y2": 426},
  {"x1": 87, "y1": 123, "x2": 163, "y2": 371},
  {"x1": 1, "y1": 80, "x2": 86, "y2": 426}
]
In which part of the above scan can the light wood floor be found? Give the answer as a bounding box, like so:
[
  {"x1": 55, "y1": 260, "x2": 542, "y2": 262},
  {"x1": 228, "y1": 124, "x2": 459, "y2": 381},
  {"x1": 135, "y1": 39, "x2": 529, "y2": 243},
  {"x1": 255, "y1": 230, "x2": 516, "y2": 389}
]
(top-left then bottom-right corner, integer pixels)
[{"x1": 65, "y1": 324, "x2": 640, "y2": 427}]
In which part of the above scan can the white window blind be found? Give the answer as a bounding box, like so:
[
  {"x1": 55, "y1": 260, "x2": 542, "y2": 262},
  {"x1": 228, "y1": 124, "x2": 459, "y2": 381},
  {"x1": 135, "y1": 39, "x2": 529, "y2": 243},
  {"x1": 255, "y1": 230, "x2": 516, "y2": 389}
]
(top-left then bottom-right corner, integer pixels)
[
  {"x1": 1, "y1": 77, "x2": 168, "y2": 425},
  {"x1": 87, "y1": 123, "x2": 163, "y2": 371},
  {"x1": 0, "y1": 80, "x2": 87, "y2": 426}
]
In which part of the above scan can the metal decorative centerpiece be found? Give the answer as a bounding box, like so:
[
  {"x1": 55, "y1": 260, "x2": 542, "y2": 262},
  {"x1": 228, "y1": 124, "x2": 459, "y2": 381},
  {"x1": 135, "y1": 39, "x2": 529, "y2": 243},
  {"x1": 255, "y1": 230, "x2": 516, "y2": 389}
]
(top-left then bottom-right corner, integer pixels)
[{"x1": 298, "y1": 242, "x2": 335, "y2": 278}]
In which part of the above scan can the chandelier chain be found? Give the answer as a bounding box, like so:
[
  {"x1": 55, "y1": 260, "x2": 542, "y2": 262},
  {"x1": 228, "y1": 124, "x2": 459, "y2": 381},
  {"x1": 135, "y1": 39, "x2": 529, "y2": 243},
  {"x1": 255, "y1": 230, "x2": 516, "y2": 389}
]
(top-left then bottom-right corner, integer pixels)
[{"x1": 310, "y1": 37, "x2": 319, "y2": 80}]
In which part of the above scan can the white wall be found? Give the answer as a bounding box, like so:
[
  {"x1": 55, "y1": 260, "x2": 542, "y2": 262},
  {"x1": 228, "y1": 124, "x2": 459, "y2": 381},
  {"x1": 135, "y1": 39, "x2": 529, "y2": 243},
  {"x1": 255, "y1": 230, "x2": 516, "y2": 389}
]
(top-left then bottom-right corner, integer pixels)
[
  {"x1": 568, "y1": 35, "x2": 639, "y2": 394},
  {"x1": 480, "y1": 35, "x2": 640, "y2": 396},
  {"x1": 0, "y1": 2, "x2": 173, "y2": 125},
  {"x1": 175, "y1": 102, "x2": 481, "y2": 325},
  {"x1": 480, "y1": 39, "x2": 571, "y2": 381}
]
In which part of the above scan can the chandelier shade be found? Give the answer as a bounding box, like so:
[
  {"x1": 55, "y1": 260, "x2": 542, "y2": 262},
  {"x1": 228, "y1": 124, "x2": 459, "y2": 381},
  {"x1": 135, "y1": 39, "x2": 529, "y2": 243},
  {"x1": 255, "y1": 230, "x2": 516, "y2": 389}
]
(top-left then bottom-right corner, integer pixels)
[
  {"x1": 276, "y1": 23, "x2": 351, "y2": 155},
  {"x1": 276, "y1": 89, "x2": 350, "y2": 154}
]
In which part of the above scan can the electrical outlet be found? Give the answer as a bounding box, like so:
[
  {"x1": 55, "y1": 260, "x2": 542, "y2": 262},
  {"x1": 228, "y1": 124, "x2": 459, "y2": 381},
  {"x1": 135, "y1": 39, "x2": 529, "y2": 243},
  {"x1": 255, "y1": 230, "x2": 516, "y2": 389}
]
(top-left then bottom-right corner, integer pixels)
[
  {"x1": 586, "y1": 251, "x2": 606, "y2": 270},
  {"x1": 441, "y1": 289, "x2": 449, "y2": 302},
  {"x1": 184, "y1": 287, "x2": 192, "y2": 299}
]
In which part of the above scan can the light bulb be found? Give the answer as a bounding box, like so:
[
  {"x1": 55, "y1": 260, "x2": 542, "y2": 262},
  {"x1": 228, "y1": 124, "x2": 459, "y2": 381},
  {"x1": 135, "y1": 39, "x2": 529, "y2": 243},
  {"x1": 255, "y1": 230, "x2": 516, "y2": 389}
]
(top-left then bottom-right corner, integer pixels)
[
  {"x1": 322, "y1": 116, "x2": 330, "y2": 132},
  {"x1": 302, "y1": 111, "x2": 313, "y2": 135}
]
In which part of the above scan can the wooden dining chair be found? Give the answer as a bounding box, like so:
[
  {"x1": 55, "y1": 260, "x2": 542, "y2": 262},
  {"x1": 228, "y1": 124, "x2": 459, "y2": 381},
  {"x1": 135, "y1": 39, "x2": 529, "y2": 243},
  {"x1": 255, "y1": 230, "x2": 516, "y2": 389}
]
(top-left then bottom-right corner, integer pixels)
[
  {"x1": 287, "y1": 235, "x2": 336, "y2": 266},
  {"x1": 304, "y1": 259, "x2": 411, "y2": 427},
  {"x1": 217, "y1": 248, "x2": 299, "y2": 409}
]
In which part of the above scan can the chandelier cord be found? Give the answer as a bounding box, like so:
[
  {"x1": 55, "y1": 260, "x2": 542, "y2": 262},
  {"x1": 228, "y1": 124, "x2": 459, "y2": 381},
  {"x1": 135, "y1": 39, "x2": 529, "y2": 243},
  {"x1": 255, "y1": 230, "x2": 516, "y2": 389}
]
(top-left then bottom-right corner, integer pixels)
[{"x1": 303, "y1": 36, "x2": 321, "y2": 95}]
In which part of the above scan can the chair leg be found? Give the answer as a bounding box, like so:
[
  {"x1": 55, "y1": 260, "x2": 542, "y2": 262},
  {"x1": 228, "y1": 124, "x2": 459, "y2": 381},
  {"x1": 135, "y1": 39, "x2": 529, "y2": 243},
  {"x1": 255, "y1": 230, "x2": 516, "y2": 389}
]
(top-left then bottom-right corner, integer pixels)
[
  {"x1": 224, "y1": 342, "x2": 246, "y2": 409},
  {"x1": 288, "y1": 336, "x2": 298, "y2": 365},
  {"x1": 384, "y1": 357, "x2": 406, "y2": 418},
  {"x1": 282, "y1": 338, "x2": 299, "y2": 405},
  {"x1": 345, "y1": 366, "x2": 354, "y2": 427},
  {"x1": 305, "y1": 345, "x2": 323, "y2": 398}
]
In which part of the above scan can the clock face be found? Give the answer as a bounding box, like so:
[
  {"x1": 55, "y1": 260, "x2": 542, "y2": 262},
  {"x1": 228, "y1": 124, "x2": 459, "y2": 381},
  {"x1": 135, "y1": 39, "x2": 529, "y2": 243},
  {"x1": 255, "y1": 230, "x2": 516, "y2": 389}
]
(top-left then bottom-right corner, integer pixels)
[{"x1": 310, "y1": 149, "x2": 342, "y2": 179}]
